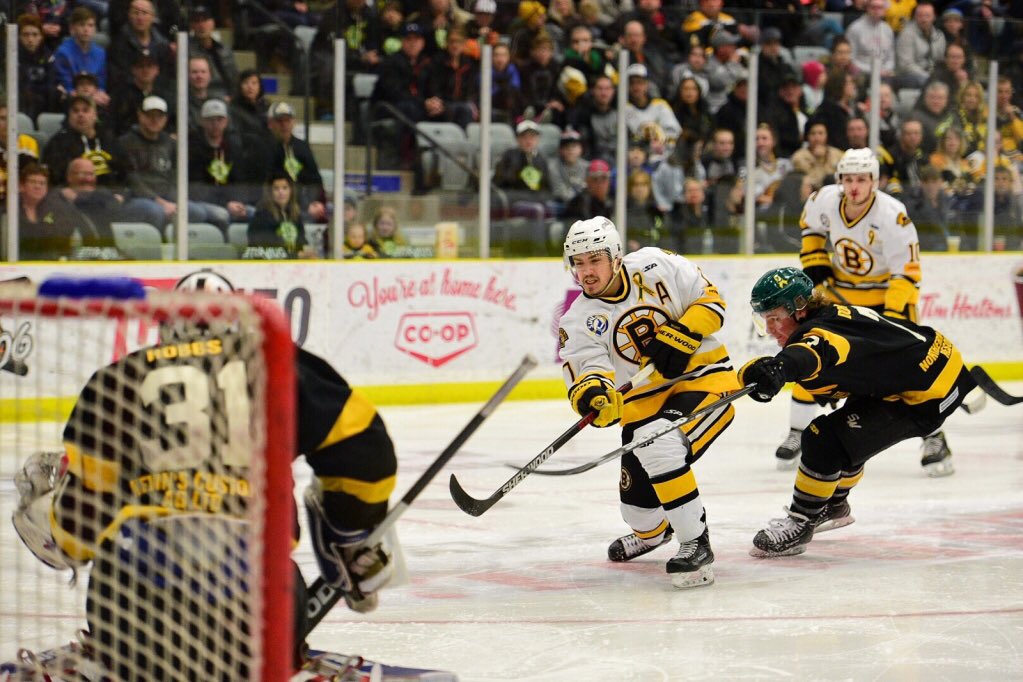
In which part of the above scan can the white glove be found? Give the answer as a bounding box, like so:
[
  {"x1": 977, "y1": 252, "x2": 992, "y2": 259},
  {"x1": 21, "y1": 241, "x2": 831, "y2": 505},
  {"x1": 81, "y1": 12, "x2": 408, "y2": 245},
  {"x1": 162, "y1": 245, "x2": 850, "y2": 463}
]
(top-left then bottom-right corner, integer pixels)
[{"x1": 14, "y1": 451, "x2": 65, "y2": 509}]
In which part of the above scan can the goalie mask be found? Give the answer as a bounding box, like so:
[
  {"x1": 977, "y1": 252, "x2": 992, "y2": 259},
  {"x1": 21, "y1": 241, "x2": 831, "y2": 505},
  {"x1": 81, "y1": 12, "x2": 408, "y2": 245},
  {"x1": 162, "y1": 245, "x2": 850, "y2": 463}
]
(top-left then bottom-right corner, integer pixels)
[
  {"x1": 159, "y1": 269, "x2": 238, "y2": 344},
  {"x1": 563, "y1": 216, "x2": 623, "y2": 284}
]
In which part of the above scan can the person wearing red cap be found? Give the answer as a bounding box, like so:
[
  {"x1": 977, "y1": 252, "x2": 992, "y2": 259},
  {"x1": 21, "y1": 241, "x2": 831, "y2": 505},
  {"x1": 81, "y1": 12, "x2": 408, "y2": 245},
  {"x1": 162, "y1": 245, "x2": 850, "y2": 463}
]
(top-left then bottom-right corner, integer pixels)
[{"x1": 563, "y1": 158, "x2": 615, "y2": 225}]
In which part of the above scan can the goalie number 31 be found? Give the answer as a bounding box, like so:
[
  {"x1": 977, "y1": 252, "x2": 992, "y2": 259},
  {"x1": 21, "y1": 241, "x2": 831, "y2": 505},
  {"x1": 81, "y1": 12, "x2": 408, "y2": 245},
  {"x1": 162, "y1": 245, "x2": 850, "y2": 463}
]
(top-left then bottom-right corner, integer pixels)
[{"x1": 138, "y1": 360, "x2": 253, "y2": 471}]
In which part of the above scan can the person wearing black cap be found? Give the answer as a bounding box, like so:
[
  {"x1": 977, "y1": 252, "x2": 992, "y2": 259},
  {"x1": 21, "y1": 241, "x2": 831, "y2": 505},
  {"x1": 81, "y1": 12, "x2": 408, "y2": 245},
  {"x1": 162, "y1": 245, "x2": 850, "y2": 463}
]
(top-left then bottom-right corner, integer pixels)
[
  {"x1": 111, "y1": 52, "x2": 175, "y2": 136},
  {"x1": 373, "y1": 21, "x2": 433, "y2": 169},
  {"x1": 189, "y1": 5, "x2": 239, "y2": 100},
  {"x1": 757, "y1": 27, "x2": 798, "y2": 106},
  {"x1": 107, "y1": 0, "x2": 174, "y2": 97}
]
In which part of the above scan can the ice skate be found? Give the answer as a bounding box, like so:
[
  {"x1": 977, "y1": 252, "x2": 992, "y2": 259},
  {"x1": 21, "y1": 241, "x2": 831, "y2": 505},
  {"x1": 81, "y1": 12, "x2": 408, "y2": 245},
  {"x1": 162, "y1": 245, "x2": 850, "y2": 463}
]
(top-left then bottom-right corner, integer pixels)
[
  {"x1": 750, "y1": 507, "x2": 815, "y2": 557},
  {"x1": 813, "y1": 498, "x2": 854, "y2": 533},
  {"x1": 666, "y1": 529, "x2": 714, "y2": 588},
  {"x1": 920, "y1": 431, "x2": 954, "y2": 478},
  {"x1": 775, "y1": 428, "x2": 802, "y2": 470},
  {"x1": 608, "y1": 526, "x2": 673, "y2": 562}
]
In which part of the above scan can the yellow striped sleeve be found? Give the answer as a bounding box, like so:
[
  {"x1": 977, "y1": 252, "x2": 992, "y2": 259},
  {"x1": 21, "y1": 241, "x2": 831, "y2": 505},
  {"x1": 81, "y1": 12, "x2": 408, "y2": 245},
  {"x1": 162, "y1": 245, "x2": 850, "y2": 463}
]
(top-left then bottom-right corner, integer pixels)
[
  {"x1": 651, "y1": 468, "x2": 697, "y2": 503},
  {"x1": 317, "y1": 389, "x2": 378, "y2": 450},
  {"x1": 319, "y1": 474, "x2": 396, "y2": 504},
  {"x1": 680, "y1": 284, "x2": 726, "y2": 336},
  {"x1": 795, "y1": 470, "x2": 839, "y2": 499}
]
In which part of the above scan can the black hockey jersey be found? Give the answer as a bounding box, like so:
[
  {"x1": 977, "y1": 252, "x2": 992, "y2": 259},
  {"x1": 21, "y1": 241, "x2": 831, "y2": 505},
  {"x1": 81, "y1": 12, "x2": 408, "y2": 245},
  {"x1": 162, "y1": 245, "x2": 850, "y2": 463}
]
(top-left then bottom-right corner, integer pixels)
[{"x1": 779, "y1": 304, "x2": 965, "y2": 406}]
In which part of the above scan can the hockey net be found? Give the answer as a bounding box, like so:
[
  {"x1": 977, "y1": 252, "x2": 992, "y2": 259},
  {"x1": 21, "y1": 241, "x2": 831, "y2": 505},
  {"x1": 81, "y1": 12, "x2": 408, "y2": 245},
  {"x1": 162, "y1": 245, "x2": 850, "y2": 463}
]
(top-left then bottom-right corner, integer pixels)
[{"x1": 0, "y1": 278, "x2": 295, "y2": 682}]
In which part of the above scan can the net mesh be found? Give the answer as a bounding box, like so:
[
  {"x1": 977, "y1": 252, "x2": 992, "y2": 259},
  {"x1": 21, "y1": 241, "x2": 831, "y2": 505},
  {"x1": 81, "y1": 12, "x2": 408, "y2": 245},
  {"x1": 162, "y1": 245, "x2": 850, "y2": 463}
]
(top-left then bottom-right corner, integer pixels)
[{"x1": 0, "y1": 285, "x2": 293, "y2": 682}]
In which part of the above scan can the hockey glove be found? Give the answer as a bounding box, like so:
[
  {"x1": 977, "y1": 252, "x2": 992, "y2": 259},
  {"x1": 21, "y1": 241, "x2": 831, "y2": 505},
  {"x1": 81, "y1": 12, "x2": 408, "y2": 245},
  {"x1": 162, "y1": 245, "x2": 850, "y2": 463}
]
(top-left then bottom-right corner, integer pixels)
[
  {"x1": 569, "y1": 376, "x2": 624, "y2": 428},
  {"x1": 643, "y1": 320, "x2": 702, "y2": 379},
  {"x1": 738, "y1": 356, "x2": 791, "y2": 403},
  {"x1": 304, "y1": 483, "x2": 393, "y2": 614}
]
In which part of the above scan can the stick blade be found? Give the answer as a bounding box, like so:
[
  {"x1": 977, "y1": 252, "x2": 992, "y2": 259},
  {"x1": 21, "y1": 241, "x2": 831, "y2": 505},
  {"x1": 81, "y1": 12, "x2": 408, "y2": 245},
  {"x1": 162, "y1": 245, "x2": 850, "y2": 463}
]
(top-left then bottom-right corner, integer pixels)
[
  {"x1": 970, "y1": 366, "x2": 1023, "y2": 406},
  {"x1": 448, "y1": 473, "x2": 496, "y2": 517}
]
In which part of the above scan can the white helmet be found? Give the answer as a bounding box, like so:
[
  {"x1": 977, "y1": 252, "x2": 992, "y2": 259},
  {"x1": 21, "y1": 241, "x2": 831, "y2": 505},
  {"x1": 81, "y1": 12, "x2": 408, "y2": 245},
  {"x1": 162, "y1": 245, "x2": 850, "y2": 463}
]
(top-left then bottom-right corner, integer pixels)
[
  {"x1": 563, "y1": 217, "x2": 623, "y2": 277},
  {"x1": 174, "y1": 269, "x2": 236, "y2": 294},
  {"x1": 836, "y1": 148, "x2": 879, "y2": 183},
  {"x1": 160, "y1": 269, "x2": 237, "y2": 343}
]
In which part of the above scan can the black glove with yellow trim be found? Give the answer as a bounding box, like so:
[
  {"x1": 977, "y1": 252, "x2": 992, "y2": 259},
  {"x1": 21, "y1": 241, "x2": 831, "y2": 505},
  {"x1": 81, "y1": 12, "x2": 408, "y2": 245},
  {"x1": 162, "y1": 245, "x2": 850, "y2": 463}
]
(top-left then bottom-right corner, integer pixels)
[
  {"x1": 569, "y1": 376, "x2": 624, "y2": 428},
  {"x1": 738, "y1": 356, "x2": 791, "y2": 403},
  {"x1": 643, "y1": 320, "x2": 702, "y2": 379}
]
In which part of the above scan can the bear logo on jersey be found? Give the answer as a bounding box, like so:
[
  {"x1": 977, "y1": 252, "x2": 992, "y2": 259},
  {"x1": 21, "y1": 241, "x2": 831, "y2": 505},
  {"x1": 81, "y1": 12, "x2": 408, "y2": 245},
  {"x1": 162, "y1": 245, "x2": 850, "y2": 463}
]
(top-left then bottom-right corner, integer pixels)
[
  {"x1": 614, "y1": 306, "x2": 669, "y2": 363},
  {"x1": 833, "y1": 237, "x2": 875, "y2": 276},
  {"x1": 586, "y1": 314, "x2": 610, "y2": 336},
  {"x1": 619, "y1": 465, "x2": 633, "y2": 492}
]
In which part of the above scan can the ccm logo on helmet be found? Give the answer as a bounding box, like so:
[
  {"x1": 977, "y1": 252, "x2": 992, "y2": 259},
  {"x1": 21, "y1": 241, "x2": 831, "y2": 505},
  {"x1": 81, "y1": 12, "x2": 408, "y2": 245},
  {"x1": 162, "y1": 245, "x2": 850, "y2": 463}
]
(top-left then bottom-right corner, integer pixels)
[{"x1": 395, "y1": 312, "x2": 478, "y2": 367}]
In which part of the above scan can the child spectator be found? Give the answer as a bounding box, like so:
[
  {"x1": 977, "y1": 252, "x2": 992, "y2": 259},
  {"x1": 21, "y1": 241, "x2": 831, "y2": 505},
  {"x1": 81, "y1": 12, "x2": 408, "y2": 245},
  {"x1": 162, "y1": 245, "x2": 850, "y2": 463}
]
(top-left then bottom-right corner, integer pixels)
[
  {"x1": 464, "y1": 0, "x2": 499, "y2": 60},
  {"x1": 21, "y1": 0, "x2": 70, "y2": 51},
  {"x1": 369, "y1": 207, "x2": 409, "y2": 257},
  {"x1": 17, "y1": 14, "x2": 56, "y2": 123},
  {"x1": 491, "y1": 42, "x2": 526, "y2": 124},
  {"x1": 343, "y1": 222, "x2": 380, "y2": 258},
  {"x1": 52, "y1": 7, "x2": 109, "y2": 107},
  {"x1": 245, "y1": 173, "x2": 316, "y2": 259}
]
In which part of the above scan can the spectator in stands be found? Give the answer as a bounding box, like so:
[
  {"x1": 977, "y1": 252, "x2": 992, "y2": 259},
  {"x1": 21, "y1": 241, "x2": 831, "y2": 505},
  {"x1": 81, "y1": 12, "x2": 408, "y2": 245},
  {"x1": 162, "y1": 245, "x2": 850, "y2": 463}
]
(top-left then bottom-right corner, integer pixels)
[
  {"x1": 879, "y1": 118, "x2": 925, "y2": 195},
  {"x1": 799, "y1": 1, "x2": 844, "y2": 50},
  {"x1": 645, "y1": 126, "x2": 682, "y2": 217},
  {"x1": 671, "y1": 76, "x2": 714, "y2": 153},
  {"x1": 120, "y1": 95, "x2": 230, "y2": 232},
  {"x1": 963, "y1": 0, "x2": 1001, "y2": 60},
  {"x1": 17, "y1": 14, "x2": 57, "y2": 123},
  {"x1": 702, "y1": 128, "x2": 738, "y2": 186},
  {"x1": 490, "y1": 42, "x2": 526, "y2": 124},
  {"x1": 791, "y1": 121, "x2": 842, "y2": 190},
  {"x1": 111, "y1": 53, "x2": 174, "y2": 136},
  {"x1": 875, "y1": 81, "x2": 901, "y2": 150},
  {"x1": 377, "y1": 1, "x2": 406, "y2": 57},
  {"x1": 564, "y1": 158, "x2": 614, "y2": 224},
  {"x1": 520, "y1": 32, "x2": 565, "y2": 125},
  {"x1": 671, "y1": 43, "x2": 710, "y2": 103},
  {"x1": 823, "y1": 36, "x2": 858, "y2": 82},
  {"x1": 188, "y1": 98, "x2": 261, "y2": 224},
  {"x1": 762, "y1": 74, "x2": 806, "y2": 159},
  {"x1": 18, "y1": 162, "x2": 80, "y2": 260},
  {"x1": 955, "y1": 81, "x2": 987, "y2": 157},
  {"x1": 21, "y1": 0, "x2": 70, "y2": 51},
  {"x1": 928, "y1": 43, "x2": 970, "y2": 100},
  {"x1": 895, "y1": 1, "x2": 944, "y2": 90},
  {"x1": 267, "y1": 101, "x2": 328, "y2": 224},
  {"x1": 615, "y1": 0, "x2": 674, "y2": 61},
  {"x1": 624, "y1": 169, "x2": 664, "y2": 252},
  {"x1": 245, "y1": 172, "x2": 315, "y2": 259},
  {"x1": 572, "y1": 74, "x2": 617, "y2": 163},
  {"x1": 548, "y1": 128, "x2": 589, "y2": 216},
  {"x1": 0, "y1": 105, "x2": 42, "y2": 205},
  {"x1": 187, "y1": 54, "x2": 215, "y2": 135},
  {"x1": 846, "y1": 115, "x2": 870, "y2": 150},
  {"x1": 343, "y1": 222, "x2": 380, "y2": 258},
  {"x1": 758, "y1": 27, "x2": 797, "y2": 106},
  {"x1": 106, "y1": 0, "x2": 180, "y2": 44},
  {"x1": 42, "y1": 95, "x2": 127, "y2": 192},
  {"x1": 671, "y1": 177, "x2": 709, "y2": 254},
  {"x1": 845, "y1": 0, "x2": 895, "y2": 80},
  {"x1": 883, "y1": 0, "x2": 914, "y2": 34},
  {"x1": 424, "y1": 26, "x2": 479, "y2": 129},
  {"x1": 464, "y1": 0, "x2": 499, "y2": 59},
  {"x1": 811, "y1": 71, "x2": 858, "y2": 151},
  {"x1": 905, "y1": 164, "x2": 952, "y2": 251},
  {"x1": 801, "y1": 61, "x2": 825, "y2": 115},
  {"x1": 409, "y1": 0, "x2": 471, "y2": 58},
  {"x1": 616, "y1": 20, "x2": 669, "y2": 100},
  {"x1": 704, "y1": 30, "x2": 746, "y2": 114},
  {"x1": 107, "y1": 0, "x2": 173, "y2": 96},
  {"x1": 373, "y1": 21, "x2": 431, "y2": 169},
  {"x1": 965, "y1": 131, "x2": 1022, "y2": 189},
  {"x1": 995, "y1": 77, "x2": 1023, "y2": 162},
  {"x1": 369, "y1": 206, "x2": 410, "y2": 257},
  {"x1": 928, "y1": 126, "x2": 973, "y2": 194},
  {"x1": 751, "y1": 123, "x2": 793, "y2": 212},
  {"x1": 69, "y1": 71, "x2": 109, "y2": 122},
  {"x1": 58, "y1": 157, "x2": 121, "y2": 250},
  {"x1": 913, "y1": 80, "x2": 955, "y2": 155},
  {"x1": 624, "y1": 63, "x2": 680, "y2": 147},
  {"x1": 682, "y1": 0, "x2": 758, "y2": 50},
  {"x1": 544, "y1": 0, "x2": 579, "y2": 55},
  {"x1": 562, "y1": 24, "x2": 612, "y2": 87},
  {"x1": 494, "y1": 119, "x2": 553, "y2": 248},
  {"x1": 189, "y1": 5, "x2": 238, "y2": 100},
  {"x1": 508, "y1": 0, "x2": 547, "y2": 65},
  {"x1": 715, "y1": 77, "x2": 749, "y2": 160},
  {"x1": 52, "y1": 7, "x2": 109, "y2": 107},
  {"x1": 230, "y1": 69, "x2": 272, "y2": 143},
  {"x1": 938, "y1": 7, "x2": 972, "y2": 71},
  {"x1": 958, "y1": 164, "x2": 1023, "y2": 250},
  {"x1": 268, "y1": 0, "x2": 320, "y2": 29},
  {"x1": 309, "y1": 0, "x2": 380, "y2": 120}
]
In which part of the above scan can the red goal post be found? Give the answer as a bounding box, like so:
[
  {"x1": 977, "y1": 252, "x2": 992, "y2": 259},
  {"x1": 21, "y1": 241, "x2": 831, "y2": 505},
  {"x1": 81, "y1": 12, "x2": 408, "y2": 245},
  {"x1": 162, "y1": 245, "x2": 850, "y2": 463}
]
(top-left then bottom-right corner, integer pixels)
[{"x1": 0, "y1": 278, "x2": 294, "y2": 682}]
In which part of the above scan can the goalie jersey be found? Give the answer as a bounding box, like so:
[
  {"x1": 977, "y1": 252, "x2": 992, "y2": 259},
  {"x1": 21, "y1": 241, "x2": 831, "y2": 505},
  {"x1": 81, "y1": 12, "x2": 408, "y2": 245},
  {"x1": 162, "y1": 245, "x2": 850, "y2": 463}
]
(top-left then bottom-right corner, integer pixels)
[
  {"x1": 559, "y1": 247, "x2": 740, "y2": 425},
  {"x1": 54, "y1": 335, "x2": 396, "y2": 563},
  {"x1": 779, "y1": 303, "x2": 966, "y2": 405},
  {"x1": 800, "y1": 184, "x2": 921, "y2": 312}
]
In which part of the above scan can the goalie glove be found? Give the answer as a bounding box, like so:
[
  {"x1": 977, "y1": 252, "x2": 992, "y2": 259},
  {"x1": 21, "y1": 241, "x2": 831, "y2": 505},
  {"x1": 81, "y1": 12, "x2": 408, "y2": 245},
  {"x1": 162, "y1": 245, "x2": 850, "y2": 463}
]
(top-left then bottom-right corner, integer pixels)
[
  {"x1": 14, "y1": 451, "x2": 66, "y2": 507},
  {"x1": 643, "y1": 320, "x2": 702, "y2": 379},
  {"x1": 304, "y1": 482, "x2": 393, "y2": 614},
  {"x1": 568, "y1": 375, "x2": 623, "y2": 428},
  {"x1": 738, "y1": 356, "x2": 793, "y2": 403}
]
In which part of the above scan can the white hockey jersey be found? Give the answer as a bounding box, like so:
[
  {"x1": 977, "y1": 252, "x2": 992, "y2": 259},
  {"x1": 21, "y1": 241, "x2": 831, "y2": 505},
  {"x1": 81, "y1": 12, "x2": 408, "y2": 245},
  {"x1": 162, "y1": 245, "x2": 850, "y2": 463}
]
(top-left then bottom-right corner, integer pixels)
[
  {"x1": 559, "y1": 248, "x2": 740, "y2": 425},
  {"x1": 799, "y1": 184, "x2": 921, "y2": 310}
]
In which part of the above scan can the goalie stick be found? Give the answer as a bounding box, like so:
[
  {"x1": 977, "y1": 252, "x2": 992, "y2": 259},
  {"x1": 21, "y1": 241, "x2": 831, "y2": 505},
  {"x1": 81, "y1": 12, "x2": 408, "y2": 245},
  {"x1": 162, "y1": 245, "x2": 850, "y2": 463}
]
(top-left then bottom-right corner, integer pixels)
[
  {"x1": 525, "y1": 385, "x2": 757, "y2": 476},
  {"x1": 448, "y1": 364, "x2": 656, "y2": 517},
  {"x1": 969, "y1": 365, "x2": 1023, "y2": 406},
  {"x1": 304, "y1": 354, "x2": 537, "y2": 635}
]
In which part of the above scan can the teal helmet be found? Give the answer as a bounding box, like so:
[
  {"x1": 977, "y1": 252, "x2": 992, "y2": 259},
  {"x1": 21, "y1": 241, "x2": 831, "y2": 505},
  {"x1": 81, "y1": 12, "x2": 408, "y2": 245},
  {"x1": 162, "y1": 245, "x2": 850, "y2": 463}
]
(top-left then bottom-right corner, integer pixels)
[{"x1": 750, "y1": 267, "x2": 813, "y2": 314}]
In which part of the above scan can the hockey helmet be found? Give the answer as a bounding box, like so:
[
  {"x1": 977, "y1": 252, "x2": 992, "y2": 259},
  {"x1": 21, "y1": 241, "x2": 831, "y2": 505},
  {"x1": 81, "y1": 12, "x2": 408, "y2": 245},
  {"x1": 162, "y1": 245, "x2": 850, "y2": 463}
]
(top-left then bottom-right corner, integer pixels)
[
  {"x1": 750, "y1": 267, "x2": 813, "y2": 315},
  {"x1": 835, "y1": 148, "x2": 879, "y2": 183},
  {"x1": 563, "y1": 216, "x2": 623, "y2": 278},
  {"x1": 160, "y1": 269, "x2": 237, "y2": 343}
]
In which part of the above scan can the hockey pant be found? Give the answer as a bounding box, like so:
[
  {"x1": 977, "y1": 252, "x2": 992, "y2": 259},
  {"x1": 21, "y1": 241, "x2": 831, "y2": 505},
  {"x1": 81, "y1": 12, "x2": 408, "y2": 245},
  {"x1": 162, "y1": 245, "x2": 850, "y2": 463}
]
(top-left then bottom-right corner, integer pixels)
[
  {"x1": 791, "y1": 367, "x2": 976, "y2": 517},
  {"x1": 618, "y1": 391, "x2": 736, "y2": 543}
]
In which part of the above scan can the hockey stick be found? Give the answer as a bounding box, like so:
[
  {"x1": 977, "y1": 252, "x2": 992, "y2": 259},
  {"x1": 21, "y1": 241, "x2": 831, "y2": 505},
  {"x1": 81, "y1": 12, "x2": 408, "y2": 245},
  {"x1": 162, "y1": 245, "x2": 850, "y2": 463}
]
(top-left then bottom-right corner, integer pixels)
[
  {"x1": 969, "y1": 365, "x2": 1023, "y2": 406},
  {"x1": 304, "y1": 353, "x2": 537, "y2": 635},
  {"x1": 522, "y1": 385, "x2": 757, "y2": 476},
  {"x1": 448, "y1": 363, "x2": 656, "y2": 517}
]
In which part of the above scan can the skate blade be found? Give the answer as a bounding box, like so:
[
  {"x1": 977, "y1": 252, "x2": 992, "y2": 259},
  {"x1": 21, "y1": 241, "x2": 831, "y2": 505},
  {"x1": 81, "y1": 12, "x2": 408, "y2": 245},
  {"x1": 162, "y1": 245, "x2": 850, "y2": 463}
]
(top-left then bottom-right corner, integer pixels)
[
  {"x1": 749, "y1": 544, "x2": 808, "y2": 558},
  {"x1": 922, "y1": 460, "x2": 955, "y2": 478},
  {"x1": 815, "y1": 516, "x2": 855, "y2": 533},
  {"x1": 775, "y1": 457, "x2": 799, "y2": 471},
  {"x1": 670, "y1": 565, "x2": 714, "y2": 589}
]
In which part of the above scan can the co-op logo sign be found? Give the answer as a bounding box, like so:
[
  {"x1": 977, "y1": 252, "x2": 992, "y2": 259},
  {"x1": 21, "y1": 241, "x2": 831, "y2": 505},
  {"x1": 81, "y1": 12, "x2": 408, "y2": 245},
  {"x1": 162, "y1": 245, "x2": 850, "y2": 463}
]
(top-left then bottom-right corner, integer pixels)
[{"x1": 395, "y1": 311, "x2": 478, "y2": 367}]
